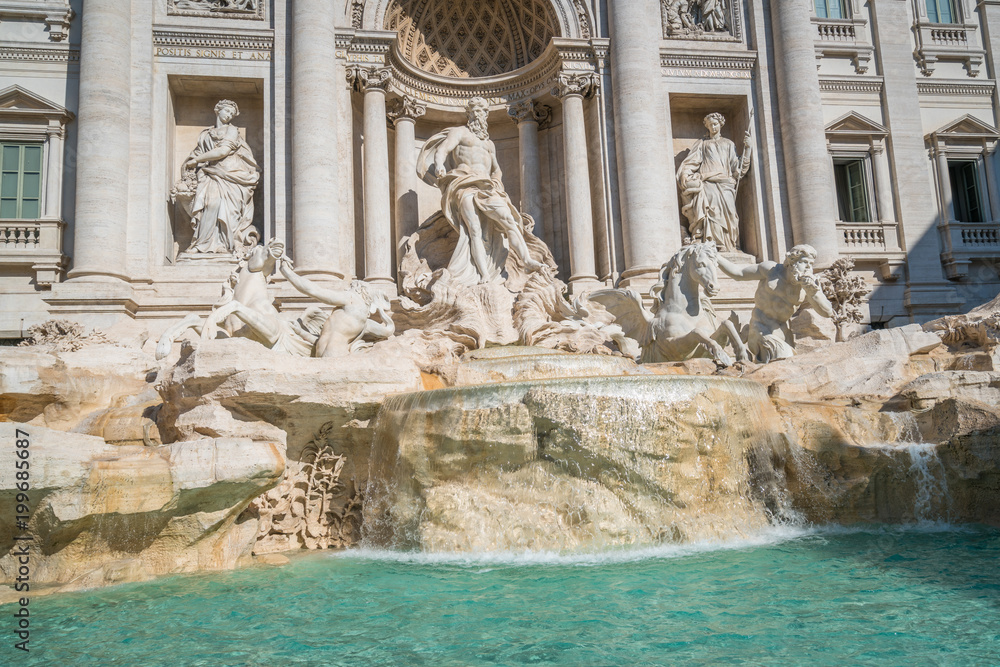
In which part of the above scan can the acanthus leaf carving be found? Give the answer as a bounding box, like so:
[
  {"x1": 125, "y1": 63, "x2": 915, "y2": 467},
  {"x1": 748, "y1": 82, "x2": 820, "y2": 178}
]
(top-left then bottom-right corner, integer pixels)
[
  {"x1": 387, "y1": 95, "x2": 427, "y2": 124},
  {"x1": 552, "y1": 72, "x2": 599, "y2": 99},
  {"x1": 507, "y1": 99, "x2": 552, "y2": 127},
  {"x1": 348, "y1": 65, "x2": 393, "y2": 93}
]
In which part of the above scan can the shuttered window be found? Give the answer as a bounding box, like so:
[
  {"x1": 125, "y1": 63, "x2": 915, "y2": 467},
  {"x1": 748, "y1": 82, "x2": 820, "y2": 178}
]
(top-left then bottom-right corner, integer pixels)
[
  {"x1": 949, "y1": 160, "x2": 985, "y2": 223},
  {"x1": 815, "y1": 0, "x2": 847, "y2": 19},
  {"x1": 0, "y1": 143, "x2": 43, "y2": 220},
  {"x1": 926, "y1": 0, "x2": 956, "y2": 24},
  {"x1": 834, "y1": 159, "x2": 872, "y2": 223}
]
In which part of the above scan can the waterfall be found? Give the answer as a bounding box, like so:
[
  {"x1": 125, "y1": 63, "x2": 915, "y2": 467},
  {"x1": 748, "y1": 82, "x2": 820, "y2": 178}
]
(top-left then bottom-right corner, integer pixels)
[{"x1": 905, "y1": 443, "x2": 951, "y2": 524}]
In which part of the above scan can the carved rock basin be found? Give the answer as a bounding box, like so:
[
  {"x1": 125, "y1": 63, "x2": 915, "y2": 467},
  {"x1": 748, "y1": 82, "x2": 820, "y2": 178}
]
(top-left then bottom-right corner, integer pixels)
[{"x1": 364, "y1": 374, "x2": 792, "y2": 552}]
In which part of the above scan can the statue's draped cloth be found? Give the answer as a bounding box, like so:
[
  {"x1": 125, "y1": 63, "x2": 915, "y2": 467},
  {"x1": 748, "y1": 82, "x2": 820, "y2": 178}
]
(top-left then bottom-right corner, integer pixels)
[
  {"x1": 417, "y1": 130, "x2": 525, "y2": 286},
  {"x1": 677, "y1": 137, "x2": 742, "y2": 251},
  {"x1": 189, "y1": 128, "x2": 260, "y2": 253}
]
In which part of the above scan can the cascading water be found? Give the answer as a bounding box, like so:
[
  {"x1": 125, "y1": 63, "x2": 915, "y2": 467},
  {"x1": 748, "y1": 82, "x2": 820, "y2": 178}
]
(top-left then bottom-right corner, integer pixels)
[
  {"x1": 362, "y1": 354, "x2": 801, "y2": 553},
  {"x1": 903, "y1": 443, "x2": 951, "y2": 522}
]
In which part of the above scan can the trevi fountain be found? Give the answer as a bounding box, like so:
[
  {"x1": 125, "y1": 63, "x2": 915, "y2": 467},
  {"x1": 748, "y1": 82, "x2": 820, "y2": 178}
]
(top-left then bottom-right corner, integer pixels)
[{"x1": 1, "y1": 1, "x2": 1000, "y2": 664}]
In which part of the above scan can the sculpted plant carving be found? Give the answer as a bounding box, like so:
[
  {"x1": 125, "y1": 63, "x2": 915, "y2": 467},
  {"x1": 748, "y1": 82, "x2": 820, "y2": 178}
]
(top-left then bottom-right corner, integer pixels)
[
  {"x1": 251, "y1": 422, "x2": 362, "y2": 552},
  {"x1": 819, "y1": 258, "x2": 871, "y2": 342}
]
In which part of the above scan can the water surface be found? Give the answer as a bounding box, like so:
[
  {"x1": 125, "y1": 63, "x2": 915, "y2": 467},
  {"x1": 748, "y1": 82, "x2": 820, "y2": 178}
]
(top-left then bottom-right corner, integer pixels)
[{"x1": 12, "y1": 525, "x2": 1000, "y2": 666}]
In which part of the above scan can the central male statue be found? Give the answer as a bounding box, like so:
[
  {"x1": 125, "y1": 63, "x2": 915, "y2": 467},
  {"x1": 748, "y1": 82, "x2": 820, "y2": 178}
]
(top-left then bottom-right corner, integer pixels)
[{"x1": 417, "y1": 97, "x2": 543, "y2": 286}]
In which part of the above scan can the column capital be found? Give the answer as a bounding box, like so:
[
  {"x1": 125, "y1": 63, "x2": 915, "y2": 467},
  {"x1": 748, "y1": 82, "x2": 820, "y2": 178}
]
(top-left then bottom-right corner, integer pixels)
[
  {"x1": 347, "y1": 65, "x2": 392, "y2": 93},
  {"x1": 507, "y1": 99, "x2": 552, "y2": 127},
  {"x1": 387, "y1": 96, "x2": 427, "y2": 125},
  {"x1": 552, "y1": 72, "x2": 599, "y2": 100}
]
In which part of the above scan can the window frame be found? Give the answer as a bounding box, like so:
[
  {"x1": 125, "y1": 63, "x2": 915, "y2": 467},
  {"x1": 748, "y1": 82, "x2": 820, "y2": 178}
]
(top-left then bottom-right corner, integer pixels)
[
  {"x1": 925, "y1": 0, "x2": 958, "y2": 24},
  {"x1": 815, "y1": 0, "x2": 848, "y2": 19},
  {"x1": 1, "y1": 142, "x2": 44, "y2": 220},
  {"x1": 833, "y1": 156, "x2": 875, "y2": 224}
]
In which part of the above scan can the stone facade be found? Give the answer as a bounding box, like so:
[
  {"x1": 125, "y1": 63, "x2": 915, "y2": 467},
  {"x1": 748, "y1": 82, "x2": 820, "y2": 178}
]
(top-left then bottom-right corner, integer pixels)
[{"x1": 1, "y1": 0, "x2": 999, "y2": 336}]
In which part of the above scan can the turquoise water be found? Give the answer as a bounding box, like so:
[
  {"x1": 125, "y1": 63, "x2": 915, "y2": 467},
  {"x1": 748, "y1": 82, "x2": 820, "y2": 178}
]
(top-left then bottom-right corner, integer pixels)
[{"x1": 11, "y1": 525, "x2": 1000, "y2": 666}]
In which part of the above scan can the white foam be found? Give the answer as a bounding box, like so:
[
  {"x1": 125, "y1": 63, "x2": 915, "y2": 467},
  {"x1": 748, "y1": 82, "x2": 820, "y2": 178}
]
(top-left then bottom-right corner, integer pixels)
[{"x1": 327, "y1": 524, "x2": 816, "y2": 568}]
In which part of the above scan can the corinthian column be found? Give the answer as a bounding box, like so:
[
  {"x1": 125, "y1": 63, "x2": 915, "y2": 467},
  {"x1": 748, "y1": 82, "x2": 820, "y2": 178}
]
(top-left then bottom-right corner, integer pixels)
[
  {"x1": 349, "y1": 66, "x2": 394, "y2": 291},
  {"x1": 554, "y1": 73, "x2": 600, "y2": 292},
  {"x1": 771, "y1": 0, "x2": 840, "y2": 266},
  {"x1": 507, "y1": 99, "x2": 551, "y2": 230},
  {"x1": 68, "y1": 0, "x2": 131, "y2": 281},
  {"x1": 608, "y1": 0, "x2": 678, "y2": 286},
  {"x1": 291, "y1": 0, "x2": 341, "y2": 278},
  {"x1": 388, "y1": 96, "x2": 426, "y2": 254}
]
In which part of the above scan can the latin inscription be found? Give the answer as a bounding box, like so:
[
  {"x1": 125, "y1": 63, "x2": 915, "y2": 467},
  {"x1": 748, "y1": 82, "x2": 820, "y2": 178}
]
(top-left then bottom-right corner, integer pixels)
[
  {"x1": 154, "y1": 47, "x2": 272, "y2": 61},
  {"x1": 662, "y1": 68, "x2": 751, "y2": 79}
]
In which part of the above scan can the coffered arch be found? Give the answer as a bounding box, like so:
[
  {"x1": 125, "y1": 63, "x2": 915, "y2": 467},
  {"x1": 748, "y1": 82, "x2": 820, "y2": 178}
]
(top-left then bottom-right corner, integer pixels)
[{"x1": 341, "y1": 0, "x2": 594, "y2": 49}]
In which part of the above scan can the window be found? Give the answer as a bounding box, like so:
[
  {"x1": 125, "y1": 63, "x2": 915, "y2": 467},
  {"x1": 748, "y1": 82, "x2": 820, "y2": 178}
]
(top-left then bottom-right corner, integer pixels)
[
  {"x1": 926, "y1": 0, "x2": 956, "y2": 24},
  {"x1": 834, "y1": 159, "x2": 872, "y2": 223},
  {"x1": 0, "y1": 143, "x2": 42, "y2": 220},
  {"x1": 815, "y1": 0, "x2": 847, "y2": 19},
  {"x1": 949, "y1": 160, "x2": 985, "y2": 223}
]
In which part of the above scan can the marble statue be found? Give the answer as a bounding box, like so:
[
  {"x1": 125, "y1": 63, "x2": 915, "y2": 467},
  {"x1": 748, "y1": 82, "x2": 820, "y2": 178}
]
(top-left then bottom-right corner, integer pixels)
[
  {"x1": 171, "y1": 100, "x2": 260, "y2": 256},
  {"x1": 155, "y1": 239, "x2": 394, "y2": 359},
  {"x1": 718, "y1": 245, "x2": 834, "y2": 363},
  {"x1": 278, "y1": 256, "x2": 395, "y2": 357},
  {"x1": 416, "y1": 97, "x2": 544, "y2": 286},
  {"x1": 589, "y1": 242, "x2": 748, "y2": 366},
  {"x1": 677, "y1": 112, "x2": 751, "y2": 251},
  {"x1": 156, "y1": 238, "x2": 321, "y2": 359}
]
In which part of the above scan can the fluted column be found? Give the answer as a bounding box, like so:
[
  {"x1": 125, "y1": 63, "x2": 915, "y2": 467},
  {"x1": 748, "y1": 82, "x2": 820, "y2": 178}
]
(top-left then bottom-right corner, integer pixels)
[
  {"x1": 555, "y1": 73, "x2": 599, "y2": 292},
  {"x1": 350, "y1": 67, "x2": 394, "y2": 290},
  {"x1": 507, "y1": 100, "x2": 550, "y2": 229},
  {"x1": 68, "y1": 0, "x2": 131, "y2": 281},
  {"x1": 608, "y1": 0, "x2": 678, "y2": 285},
  {"x1": 388, "y1": 96, "x2": 426, "y2": 256},
  {"x1": 291, "y1": 0, "x2": 341, "y2": 278},
  {"x1": 771, "y1": 0, "x2": 841, "y2": 266}
]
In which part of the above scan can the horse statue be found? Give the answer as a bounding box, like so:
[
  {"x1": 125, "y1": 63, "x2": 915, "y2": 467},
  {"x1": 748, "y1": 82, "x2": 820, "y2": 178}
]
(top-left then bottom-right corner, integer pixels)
[
  {"x1": 155, "y1": 238, "x2": 324, "y2": 360},
  {"x1": 588, "y1": 242, "x2": 748, "y2": 366}
]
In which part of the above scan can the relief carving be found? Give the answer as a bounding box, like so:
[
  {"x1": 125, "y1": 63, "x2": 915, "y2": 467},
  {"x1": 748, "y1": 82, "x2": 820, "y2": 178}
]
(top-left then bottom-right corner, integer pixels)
[
  {"x1": 168, "y1": 0, "x2": 263, "y2": 19},
  {"x1": 661, "y1": 0, "x2": 739, "y2": 40},
  {"x1": 250, "y1": 423, "x2": 363, "y2": 553}
]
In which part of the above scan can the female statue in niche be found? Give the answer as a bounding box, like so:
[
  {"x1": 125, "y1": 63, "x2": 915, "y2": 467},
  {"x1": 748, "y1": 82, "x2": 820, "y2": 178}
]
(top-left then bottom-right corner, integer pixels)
[
  {"x1": 676, "y1": 112, "x2": 752, "y2": 252},
  {"x1": 172, "y1": 99, "x2": 260, "y2": 256}
]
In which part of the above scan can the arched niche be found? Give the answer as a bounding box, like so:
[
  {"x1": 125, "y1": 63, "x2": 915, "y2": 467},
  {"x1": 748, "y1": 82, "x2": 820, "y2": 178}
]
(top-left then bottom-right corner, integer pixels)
[{"x1": 338, "y1": 0, "x2": 594, "y2": 44}]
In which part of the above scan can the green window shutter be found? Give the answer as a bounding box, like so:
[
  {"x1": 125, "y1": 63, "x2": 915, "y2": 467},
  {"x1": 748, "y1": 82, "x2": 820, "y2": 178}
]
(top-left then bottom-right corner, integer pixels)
[
  {"x1": 816, "y1": 0, "x2": 845, "y2": 18},
  {"x1": 834, "y1": 160, "x2": 871, "y2": 223},
  {"x1": 961, "y1": 162, "x2": 983, "y2": 222},
  {"x1": 846, "y1": 161, "x2": 870, "y2": 222},
  {"x1": 927, "y1": 0, "x2": 956, "y2": 23},
  {"x1": 0, "y1": 143, "x2": 44, "y2": 220}
]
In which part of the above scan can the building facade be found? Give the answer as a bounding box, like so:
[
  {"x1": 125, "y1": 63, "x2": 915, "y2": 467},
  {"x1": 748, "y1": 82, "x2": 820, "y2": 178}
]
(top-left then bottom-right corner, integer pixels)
[{"x1": 1, "y1": 0, "x2": 999, "y2": 338}]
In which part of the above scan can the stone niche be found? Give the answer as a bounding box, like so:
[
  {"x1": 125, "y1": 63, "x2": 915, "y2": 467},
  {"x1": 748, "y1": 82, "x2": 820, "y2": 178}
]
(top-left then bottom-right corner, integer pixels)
[
  {"x1": 669, "y1": 93, "x2": 761, "y2": 259},
  {"x1": 165, "y1": 75, "x2": 265, "y2": 263}
]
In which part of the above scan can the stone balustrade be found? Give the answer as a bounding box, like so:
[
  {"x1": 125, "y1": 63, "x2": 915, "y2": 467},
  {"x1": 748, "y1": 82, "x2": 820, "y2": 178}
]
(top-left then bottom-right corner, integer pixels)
[{"x1": 0, "y1": 218, "x2": 66, "y2": 286}]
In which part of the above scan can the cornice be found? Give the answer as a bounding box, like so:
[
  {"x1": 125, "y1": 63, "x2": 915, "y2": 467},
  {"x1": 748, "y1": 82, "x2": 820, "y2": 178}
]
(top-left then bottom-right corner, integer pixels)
[
  {"x1": 151, "y1": 27, "x2": 273, "y2": 52},
  {"x1": 0, "y1": 41, "x2": 76, "y2": 63},
  {"x1": 818, "y1": 75, "x2": 883, "y2": 95},
  {"x1": 916, "y1": 79, "x2": 996, "y2": 97}
]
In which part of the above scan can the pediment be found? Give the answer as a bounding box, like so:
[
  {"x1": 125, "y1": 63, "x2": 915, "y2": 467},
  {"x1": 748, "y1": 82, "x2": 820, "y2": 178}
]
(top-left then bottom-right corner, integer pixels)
[
  {"x1": 928, "y1": 114, "x2": 999, "y2": 140},
  {"x1": 825, "y1": 111, "x2": 888, "y2": 136},
  {"x1": 0, "y1": 85, "x2": 72, "y2": 119}
]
